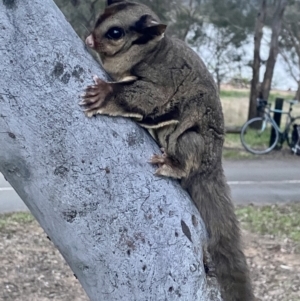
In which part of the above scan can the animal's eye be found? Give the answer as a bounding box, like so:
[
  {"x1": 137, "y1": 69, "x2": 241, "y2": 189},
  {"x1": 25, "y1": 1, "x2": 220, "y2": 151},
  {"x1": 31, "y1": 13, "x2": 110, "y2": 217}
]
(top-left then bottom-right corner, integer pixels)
[{"x1": 105, "y1": 27, "x2": 125, "y2": 40}]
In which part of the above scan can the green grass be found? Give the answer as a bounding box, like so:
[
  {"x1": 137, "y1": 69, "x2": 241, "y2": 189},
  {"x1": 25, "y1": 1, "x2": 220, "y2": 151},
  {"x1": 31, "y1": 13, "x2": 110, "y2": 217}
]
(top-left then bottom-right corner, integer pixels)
[
  {"x1": 222, "y1": 148, "x2": 253, "y2": 159},
  {"x1": 224, "y1": 124, "x2": 276, "y2": 156},
  {"x1": 0, "y1": 212, "x2": 35, "y2": 230},
  {"x1": 220, "y1": 90, "x2": 249, "y2": 98},
  {"x1": 268, "y1": 92, "x2": 293, "y2": 102},
  {"x1": 224, "y1": 133, "x2": 242, "y2": 146},
  {"x1": 242, "y1": 125, "x2": 273, "y2": 149},
  {"x1": 220, "y1": 90, "x2": 294, "y2": 102},
  {"x1": 223, "y1": 133, "x2": 255, "y2": 159},
  {"x1": 236, "y1": 204, "x2": 300, "y2": 242}
]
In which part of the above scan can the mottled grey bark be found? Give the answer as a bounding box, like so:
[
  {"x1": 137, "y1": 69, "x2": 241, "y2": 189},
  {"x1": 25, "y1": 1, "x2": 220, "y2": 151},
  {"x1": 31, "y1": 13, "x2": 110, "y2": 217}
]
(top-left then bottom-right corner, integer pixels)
[{"x1": 0, "y1": 1, "x2": 221, "y2": 300}]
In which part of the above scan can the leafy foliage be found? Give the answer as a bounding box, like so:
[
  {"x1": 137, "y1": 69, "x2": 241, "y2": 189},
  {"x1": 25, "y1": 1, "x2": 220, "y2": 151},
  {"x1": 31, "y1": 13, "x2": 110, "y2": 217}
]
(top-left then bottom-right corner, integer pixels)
[{"x1": 280, "y1": 1, "x2": 300, "y2": 99}]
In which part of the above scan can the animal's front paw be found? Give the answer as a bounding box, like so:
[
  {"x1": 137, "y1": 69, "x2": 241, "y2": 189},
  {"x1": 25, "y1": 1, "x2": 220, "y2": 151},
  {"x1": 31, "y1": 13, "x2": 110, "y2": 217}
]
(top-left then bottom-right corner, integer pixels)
[{"x1": 79, "y1": 75, "x2": 112, "y2": 117}]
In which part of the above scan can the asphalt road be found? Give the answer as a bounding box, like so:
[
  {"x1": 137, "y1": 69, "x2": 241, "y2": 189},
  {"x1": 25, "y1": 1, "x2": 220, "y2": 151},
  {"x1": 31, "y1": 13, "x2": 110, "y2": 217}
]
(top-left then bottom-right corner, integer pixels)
[
  {"x1": 0, "y1": 174, "x2": 28, "y2": 212},
  {"x1": 0, "y1": 159, "x2": 299, "y2": 213},
  {"x1": 223, "y1": 159, "x2": 300, "y2": 204}
]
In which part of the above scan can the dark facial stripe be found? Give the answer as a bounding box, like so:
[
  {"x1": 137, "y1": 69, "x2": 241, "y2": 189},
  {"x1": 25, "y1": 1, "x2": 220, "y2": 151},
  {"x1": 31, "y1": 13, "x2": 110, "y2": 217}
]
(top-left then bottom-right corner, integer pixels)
[
  {"x1": 132, "y1": 34, "x2": 156, "y2": 45},
  {"x1": 130, "y1": 24, "x2": 156, "y2": 45},
  {"x1": 130, "y1": 15, "x2": 166, "y2": 45},
  {"x1": 95, "y1": 2, "x2": 137, "y2": 29}
]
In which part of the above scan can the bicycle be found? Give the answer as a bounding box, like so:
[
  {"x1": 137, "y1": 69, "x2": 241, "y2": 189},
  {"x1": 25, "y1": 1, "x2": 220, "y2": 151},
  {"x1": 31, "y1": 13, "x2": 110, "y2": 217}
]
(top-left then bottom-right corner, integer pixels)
[{"x1": 240, "y1": 98, "x2": 300, "y2": 154}]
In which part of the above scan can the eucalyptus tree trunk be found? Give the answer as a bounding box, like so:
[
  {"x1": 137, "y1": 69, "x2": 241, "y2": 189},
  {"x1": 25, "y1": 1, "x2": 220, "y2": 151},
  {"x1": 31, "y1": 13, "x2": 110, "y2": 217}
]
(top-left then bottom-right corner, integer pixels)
[
  {"x1": 248, "y1": 0, "x2": 266, "y2": 121},
  {"x1": 261, "y1": 0, "x2": 288, "y2": 101},
  {"x1": 0, "y1": 1, "x2": 221, "y2": 300}
]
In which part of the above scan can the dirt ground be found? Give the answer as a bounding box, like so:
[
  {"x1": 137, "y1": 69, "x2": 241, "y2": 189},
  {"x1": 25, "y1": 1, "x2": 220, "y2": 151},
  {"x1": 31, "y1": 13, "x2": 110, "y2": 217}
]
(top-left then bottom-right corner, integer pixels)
[{"x1": 0, "y1": 218, "x2": 299, "y2": 301}]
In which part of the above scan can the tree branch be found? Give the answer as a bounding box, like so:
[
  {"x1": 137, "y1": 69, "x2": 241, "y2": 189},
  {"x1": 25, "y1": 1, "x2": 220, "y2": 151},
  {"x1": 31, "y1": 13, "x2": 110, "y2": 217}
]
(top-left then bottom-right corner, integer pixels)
[
  {"x1": 284, "y1": 24, "x2": 300, "y2": 59},
  {"x1": 280, "y1": 48, "x2": 299, "y2": 82},
  {"x1": 0, "y1": 1, "x2": 221, "y2": 300}
]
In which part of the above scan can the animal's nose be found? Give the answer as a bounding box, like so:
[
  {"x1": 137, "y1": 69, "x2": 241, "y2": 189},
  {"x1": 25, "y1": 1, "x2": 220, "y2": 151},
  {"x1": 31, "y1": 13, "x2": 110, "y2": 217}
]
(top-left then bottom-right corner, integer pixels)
[{"x1": 85, "y1": 35, "x2": 94, "y2": 48}]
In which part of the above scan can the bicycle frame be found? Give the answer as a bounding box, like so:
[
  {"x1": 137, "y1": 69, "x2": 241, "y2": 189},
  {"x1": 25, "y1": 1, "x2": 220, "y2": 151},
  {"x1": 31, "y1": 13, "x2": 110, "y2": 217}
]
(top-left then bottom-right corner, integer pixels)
[{"x1": 263, "y1": 105, "x2": 294, "y2": 135}]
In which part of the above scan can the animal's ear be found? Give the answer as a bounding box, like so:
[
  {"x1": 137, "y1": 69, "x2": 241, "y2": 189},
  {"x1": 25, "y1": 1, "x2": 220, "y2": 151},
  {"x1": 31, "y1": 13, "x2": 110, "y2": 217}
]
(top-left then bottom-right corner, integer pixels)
[
  {"x1": 135, "y1": 14, "x2": 167, "y2": 36},
  {"x1": 107, "y1": 0, "x2": 125, "y2": 6}
]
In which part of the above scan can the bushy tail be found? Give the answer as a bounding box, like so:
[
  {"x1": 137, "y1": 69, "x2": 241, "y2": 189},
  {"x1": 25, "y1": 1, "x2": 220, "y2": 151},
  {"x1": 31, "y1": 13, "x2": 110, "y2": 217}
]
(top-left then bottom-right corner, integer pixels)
[{"x1": 186, "y1": 167, "x2": 254, "y2": 301}]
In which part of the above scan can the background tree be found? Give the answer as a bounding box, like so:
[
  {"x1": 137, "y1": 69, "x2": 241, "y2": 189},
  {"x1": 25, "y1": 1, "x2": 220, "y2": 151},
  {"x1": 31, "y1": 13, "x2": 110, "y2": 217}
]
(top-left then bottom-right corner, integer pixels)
[
  {"x1": 248, "y1": 0, "x2": 267, "y2": 121},
  {"x1": 54, "y1": 0, "x2": 199, "y2": 40},
  {"x1": 248, "y1": 0, "x2": 289, "y2": 121},
  {"x1": 261, "y1": 0, "x2": 289, "y2": 101},
  {"x1": 280, "y1": 1, "x2": 300, "y2": 100},
  {"x1": 54, "y1": 0, "x2": 105, "y2": 39},
  {"x1": 193, "y1": 24, "x2": 249, "y2": 91},
  {"x1": 187, "y1": 0, "x2": 257, "y2": 90},
  {"x1": 166, "y1": 0, "x2": 205, "y2": 40}
]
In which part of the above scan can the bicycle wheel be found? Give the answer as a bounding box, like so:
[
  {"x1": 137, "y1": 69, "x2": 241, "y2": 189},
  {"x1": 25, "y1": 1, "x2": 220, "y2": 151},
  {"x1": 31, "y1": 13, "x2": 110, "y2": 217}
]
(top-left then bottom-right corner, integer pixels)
[
  {"x1": 240, "y1": 117, "x2": 279, "y2": 154},
  {"x1": 286, "y1": 116, "x2": 300, "y2": 148}
]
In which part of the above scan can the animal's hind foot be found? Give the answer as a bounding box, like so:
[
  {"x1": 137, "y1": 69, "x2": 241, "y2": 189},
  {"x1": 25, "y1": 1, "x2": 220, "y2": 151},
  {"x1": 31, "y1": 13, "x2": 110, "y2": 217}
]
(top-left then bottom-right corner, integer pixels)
[{"x1": 149, "y1": 150, "x2": 186, "y2": 179}]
